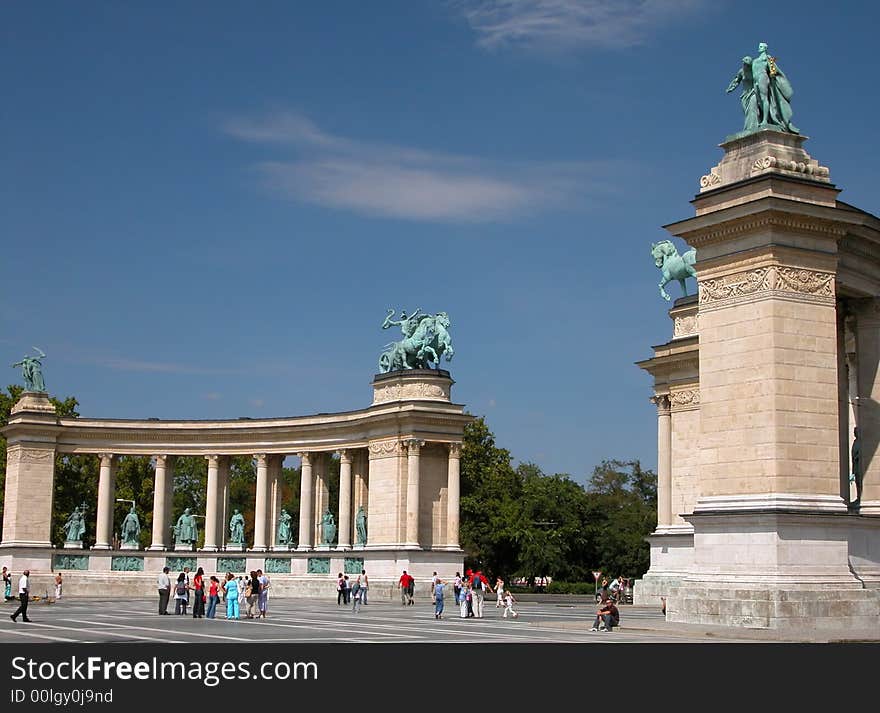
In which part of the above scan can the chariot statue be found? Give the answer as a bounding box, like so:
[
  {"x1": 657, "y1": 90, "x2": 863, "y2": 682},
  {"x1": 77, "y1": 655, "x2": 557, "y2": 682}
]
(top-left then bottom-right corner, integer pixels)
[
  {"x1": 651, "y1": 240, "x2": 697, "y2": 301},
  {"x1": 378, "y1": 308, "x2": 454, "y2": 373}
]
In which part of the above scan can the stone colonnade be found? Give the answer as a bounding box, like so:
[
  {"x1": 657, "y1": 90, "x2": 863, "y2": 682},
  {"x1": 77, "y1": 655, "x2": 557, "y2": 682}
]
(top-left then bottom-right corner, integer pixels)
[{"x1": 0, "y1": 370, "x2": 470, "y2": 584}]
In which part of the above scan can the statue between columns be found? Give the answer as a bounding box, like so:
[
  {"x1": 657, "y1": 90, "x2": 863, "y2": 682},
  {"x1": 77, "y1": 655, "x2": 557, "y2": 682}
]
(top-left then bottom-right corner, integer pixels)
[
  {"x1": 321, "y1": 509, "x2": 337, "y2": 545},
  {"x1": 63, "y1": 504, "x2": 87, "y2": 543},
  {"x1": 276, "y1": 509, "x2": 293, "y2": 546},
  {"x1": 355, "y1": 505, "x2": 367, "y2": 546},
  {"x1": 229, "y1": 509, "x2": 246, "y2": 545},
  {"x1": 120, "y1": 505, "x2": 141, "y2": 547},
  {"x1": 172, "y1": 508, "x2": 198, "y2": 546}
]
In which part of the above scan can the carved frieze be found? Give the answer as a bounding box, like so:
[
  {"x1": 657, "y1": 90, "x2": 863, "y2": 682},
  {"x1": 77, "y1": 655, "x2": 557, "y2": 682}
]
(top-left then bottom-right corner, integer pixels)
[
  {"x1": 699, "y1": 265, "x2": 835, "y2": 309},
  {"x1": 368, "y1": 439, "x2": 403, "y2": 459},
  {"x1": 7, "y1": 446, "x2": 55, "y2": 465},
  {"x1": 670, "y1": 389, "x2": 700, "y2": 410},
  {"x1": 373, "y1": 382, "x2": 449, "y2": 404},
  {"x1": 751, "y1": 155, "x2": 829, "y2": 178},
  {"x1": 672, "y1": 314, "x2": 698, "y2": 338}
]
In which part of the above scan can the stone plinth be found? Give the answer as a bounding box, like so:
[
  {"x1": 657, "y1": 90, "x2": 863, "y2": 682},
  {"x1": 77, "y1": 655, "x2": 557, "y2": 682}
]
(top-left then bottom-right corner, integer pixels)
[
  {"x1": 224, "y1": 544, "x2": 244, "y2": 552},
  {"x1": 120, "y1": 543, "x2": 139, "y2": 550},
  {"x1": 63, "y1": 541, "x2": 84, "y2": 550},
  {"x1": 372, "y1": 369, "x2": 453, "y2": 406},
  {"x1": 173, "y1": 544, "x2": 194, "y2": 552}
]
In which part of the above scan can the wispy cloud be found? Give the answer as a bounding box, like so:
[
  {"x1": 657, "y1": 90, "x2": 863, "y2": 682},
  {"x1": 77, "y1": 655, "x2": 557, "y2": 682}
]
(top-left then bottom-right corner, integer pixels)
[
  {"x1": 454, "y1": 0, "x2": 704, "y2": 51},
  {"x1": 97, "y1": 358, "x2": 243, "y2": 376},
  {"x1": 249, "y1": 399, "x2": 265, "y2": 409},
  {"x1": 203, "y1": 392, "x2": 222, "y2": 401},
  {"x1": 223, "y1": 112, "x2": 622, "y2": 222}
]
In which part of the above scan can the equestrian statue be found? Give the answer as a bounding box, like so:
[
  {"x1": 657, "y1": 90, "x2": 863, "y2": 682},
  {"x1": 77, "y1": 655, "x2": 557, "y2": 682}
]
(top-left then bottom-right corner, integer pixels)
[{"x1": 651, "y1": 240, "x2": 697, "y2": 301}]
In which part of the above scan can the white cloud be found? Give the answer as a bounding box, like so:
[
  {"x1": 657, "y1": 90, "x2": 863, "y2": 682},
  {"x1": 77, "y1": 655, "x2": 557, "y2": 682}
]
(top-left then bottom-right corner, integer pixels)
[
  {"x1": 224, "y1": 112, "x2": 620, "y2": 222},
  {"x1": 455, "y1": 0, "x2": 704, "y2": 51}
]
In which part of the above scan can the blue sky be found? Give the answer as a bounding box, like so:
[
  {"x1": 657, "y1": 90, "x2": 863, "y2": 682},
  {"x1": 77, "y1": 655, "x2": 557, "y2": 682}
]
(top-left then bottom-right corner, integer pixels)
[{"x1": 3, "y1": 1, "x2": 879, "y2": 484}]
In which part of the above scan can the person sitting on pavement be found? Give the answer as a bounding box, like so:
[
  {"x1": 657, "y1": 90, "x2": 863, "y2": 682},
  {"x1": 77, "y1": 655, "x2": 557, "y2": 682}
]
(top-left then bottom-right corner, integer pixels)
[{"x1": 591, "y1": 599, "x2": 619, "y2": 632}]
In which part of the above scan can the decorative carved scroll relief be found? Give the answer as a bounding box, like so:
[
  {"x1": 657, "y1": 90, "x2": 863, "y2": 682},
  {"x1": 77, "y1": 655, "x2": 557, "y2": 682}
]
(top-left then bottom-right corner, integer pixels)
[
  {"x1": 368, "y1": 439, "x2": 404, "y2": 460},
  {"x1": 699, "y1": 266, "x2": 834, "y2": 311},
  {"x1": 669, "y1": 389, "x2": 700, "y2": 411},
  {"x1": 373, "y1": 382, "x2": 449, "y2": 404}
]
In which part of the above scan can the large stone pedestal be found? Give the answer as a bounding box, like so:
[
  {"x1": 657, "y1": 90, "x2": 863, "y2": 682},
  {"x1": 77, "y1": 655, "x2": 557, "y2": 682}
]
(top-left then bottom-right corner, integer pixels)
[{"x1": 640, "y1": 128, "x2": 880, "y2": 633}]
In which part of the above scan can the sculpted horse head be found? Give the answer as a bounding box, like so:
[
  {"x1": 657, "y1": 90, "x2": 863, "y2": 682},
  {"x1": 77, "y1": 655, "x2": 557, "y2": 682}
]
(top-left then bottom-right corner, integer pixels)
[{"x1": 651, "y1": 240, "x2": 677, "y2": 268}]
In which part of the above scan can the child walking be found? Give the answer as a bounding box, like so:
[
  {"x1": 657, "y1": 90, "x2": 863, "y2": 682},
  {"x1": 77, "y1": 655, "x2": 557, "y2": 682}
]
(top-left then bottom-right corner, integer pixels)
[{"x1": 503, "y1": 591, "x2": 518, "y2": 618}]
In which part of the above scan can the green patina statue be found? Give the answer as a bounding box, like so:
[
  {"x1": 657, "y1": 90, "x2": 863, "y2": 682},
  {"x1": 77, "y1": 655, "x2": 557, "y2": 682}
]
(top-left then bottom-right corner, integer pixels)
[
  {"x1": 229, "y1": 509, "x2": 245, "y2": 544},
  {"x1": 652, "y1": 240, "x2": 697, "y2": 301},
  {"x1": 276, "y1": 508, "x2": 293, "y2": 546},
  {"x1": 726, "y1": 42, "x2": 798, "y2": 136},
  {"x1": 120, "y1": 505, "x2": 141, "y2": 546},
  {"x1": 172, "y1": 508, "x2": 198, "y2": 546},
  {"x1": 11, "y1": 347, "x2": 47, "y2": 392},
  {"x1": 355, "y1": 505, "x2": 367, "y2": 546},
  {"x1": 378, "y1": 308, "x2": 454, "y2": 373},
  {"x1": 321, "y1": 509, "x2": 337, "y2": 545},
  {"x1": 63, "y1": 505, "x2": 86, "y2": 542}
]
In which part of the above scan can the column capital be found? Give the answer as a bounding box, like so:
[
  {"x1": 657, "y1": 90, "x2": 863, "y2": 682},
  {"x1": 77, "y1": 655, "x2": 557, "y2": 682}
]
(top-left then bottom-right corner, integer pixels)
[
  {"x1": 205, "y1": 454, "x2": 220, "y2": 466},
  {"x1": 650, "y1": 394, "x2": 671, "y2": 414},
  {"x1": 447, "y1": 443, "x2": 462, "y2": 458},
  {"x1": 336, "y1": 449, "x2": 352, "y2": 463},
  {"x1": 406, "y1": 439, "x2": 426, "y2": 454},
  {"x1": 254, "y1": 453, "x2": 268, "y2": 467},
  {"x1": 297, "y1": 452, "x2": 311, "y2": 465},
  {"x1": 155, "y1": 454, "x2": 169, "y2": 466},
  {"x1": 99, "y1": 452, "x2": 115, "y2": 466}
]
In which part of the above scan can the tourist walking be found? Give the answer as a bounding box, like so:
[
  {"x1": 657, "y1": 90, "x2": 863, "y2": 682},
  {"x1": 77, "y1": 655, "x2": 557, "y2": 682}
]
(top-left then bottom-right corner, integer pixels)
[
  {"x1": 458, "y1": 583, "x2": 468, "y2": 618},
  {"x1": 54, "y1": 572, "x2": 63, "y2": 600},
  {"x1": 246, "y1": 571, "x2": 260, "y2": 619},
  {"x1": 237, "y1": 575, "x2": 247, "y2": 612},
  {"x1": 342, "y1": 575, "x2": 351, "y2": 604},
  {"x1": 206, "y1": 576, "x2": 220, "y2": 619},
  {"x1": 359, "y1": 569, "x2": 369, "y2": 605},
  {"x1": 2, "y1": 567, "x2": 12, "y2": 601},
  {"x1": 174, "y1": 573, "x2": 189, "y2": 615},
  {"x1": 337, "y1": 573, "x2": 345, "y2": 606},
  {"x1": 257, "y1": 570, "x2": 269, "y2": 618},
  {"x1": 192, "y1": 567, "x2": 206, "y2": 618},
  {"x1": 431, "y1": 571, "x2": 439, "y2": 603},
  {"x1": 399, "y1": 570, "x2": 414, "y2": 606},
  {"x1": 471, "y1": 570, "x2": 491, "y2": 618},
  {"x1": 433, "y1": 578, "x2": 445, "y2": 619},
  {"x1": 453, "y1": 572, "x2": 462, "y2": 606},
  {"x1": 223, "y1": 573, "x2": 240, "y2": 620},
  {"x1": 10, "y1": 569, "x2": 31, "y2": 623},
  {"x1": 351, "y1": 578, "x2": 363, "y2": 614},
  {"x1": 157, "y1": 566, "x2": 171, "y2": 615},
  {"x1": 495, "y1": 577, "x2": 505, "y2": 608}
]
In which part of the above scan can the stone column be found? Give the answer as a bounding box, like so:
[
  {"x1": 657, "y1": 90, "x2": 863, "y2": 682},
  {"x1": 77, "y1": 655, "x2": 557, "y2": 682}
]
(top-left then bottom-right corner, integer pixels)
[
  {"x1": 405, "y1": 439, "x2": 425, "y2": 548},
  {"x1": 268, "y1": 455, "x2": 283, "y2": 548},
  {"x1": 856, "y1": 298, "x2": 880, "y2": 513},
  {"x1": 202, "y1": 455, "x2": 220, "y2": 551},
  {"x1": 252, "y1": 454, "x2": 269, "y2": 551},
  {"x1": 446, "y1": 443, "x2": 461, "y2": 549},
  {"x1": 297, "y1": 452, "x2": 313, "y2": 550},
  {"x1": 149, "y1": 455, "x2": 170, "y2": 550},
  {"x1": 653, "y1": 395, "x2": 673, "y2": 528},
  {"x1": 337, "y1": 449, "x2": 353, "y2": 550},
  {"x1": 93, "y1": 453, "x2": 117, "y2": 550},
  {"x1": 218, "y1": 456, "x2": 230, "y2": 549}
]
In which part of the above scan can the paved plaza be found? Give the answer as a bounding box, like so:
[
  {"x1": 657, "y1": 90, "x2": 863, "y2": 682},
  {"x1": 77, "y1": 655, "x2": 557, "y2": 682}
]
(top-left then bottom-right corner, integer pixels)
[{"x1": 0, "y1": 597, "x2": 766, "y2": 644}]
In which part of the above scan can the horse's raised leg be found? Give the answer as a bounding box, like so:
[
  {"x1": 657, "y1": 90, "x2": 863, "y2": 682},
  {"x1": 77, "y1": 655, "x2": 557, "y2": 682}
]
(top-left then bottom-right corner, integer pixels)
[
  {"x1": 659, "y1": 277, "x2": 671, "y2": 301},
  {"x1": 679, "y1": 278, "x2": 688, "y2": 297}
]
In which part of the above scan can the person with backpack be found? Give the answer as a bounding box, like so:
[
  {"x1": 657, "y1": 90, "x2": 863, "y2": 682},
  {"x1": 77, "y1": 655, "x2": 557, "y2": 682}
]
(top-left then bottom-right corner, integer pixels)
[
  {"x1": 245, "y1": 570, "x2": 261, "y2": 619},
  {"x1": 398, "y1": 570, "x2": 415, "y2": 606},
  {"x1": 337, "y1": 572, "x2": 346, "y2": 606},
  {"x1": 433, "y1": 578, "x2": 446, "y2": 619},
  {"x1": 223, "y1": 573, "x2": 240, "y2": 620},
  {"x1": 471, "y1": 570, "x2": 492, "y2": 619},
  {"x1": 173, "y1": 573, "x2": 189, "y2": 615}
]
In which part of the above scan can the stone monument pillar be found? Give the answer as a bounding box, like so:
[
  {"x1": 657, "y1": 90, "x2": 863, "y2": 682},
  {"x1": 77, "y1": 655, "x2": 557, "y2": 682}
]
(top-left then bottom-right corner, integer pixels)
[
  {"x1": 252, "y1": 454, "x2": 269, "y2": 551},
  {"x1": 202, "y1": 455, "x2": 220, "y2": 551},
  {"x1": 297, "y1": 452, "x2": 314, "y2": 550},
  {"x1": 654, "y1": 128, "x2": 880, "y2": 630},
  {"x1": 93, "y1": 453, "x2": 117, "y2": 550},
  {"x1": 0, "y1": 393, "x2": 59, "y2": 558},
  {"x1": 404, "y1": 439, "x2": 424, "y2": 549},
  {"x1": 337, "y1": 449, "x2": 353, "y2": 550},
  {"x1": 445, "y1": 443, "x2": 462, "y2": 550}
]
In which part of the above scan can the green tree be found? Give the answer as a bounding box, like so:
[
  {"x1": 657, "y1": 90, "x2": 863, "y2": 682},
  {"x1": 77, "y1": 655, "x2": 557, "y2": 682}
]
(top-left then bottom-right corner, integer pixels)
[
  {"x1": 459, "y1": 417, "x2": 521, "y2": 579},
  {"x1": 586, "y1": 459, "x2": 657, "y2": 579}
]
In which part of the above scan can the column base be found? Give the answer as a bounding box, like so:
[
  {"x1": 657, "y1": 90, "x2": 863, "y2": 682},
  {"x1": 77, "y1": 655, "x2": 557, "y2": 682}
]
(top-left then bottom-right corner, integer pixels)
[{"x1": 352, "y1": 544, "x2": 366, "y2": 550}]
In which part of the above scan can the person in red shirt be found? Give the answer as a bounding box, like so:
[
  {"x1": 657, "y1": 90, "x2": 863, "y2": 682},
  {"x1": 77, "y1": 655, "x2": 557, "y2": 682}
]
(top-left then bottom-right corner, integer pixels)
[{"x1": 398, "y1": 570, "x2": 415, "y2": 606}]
